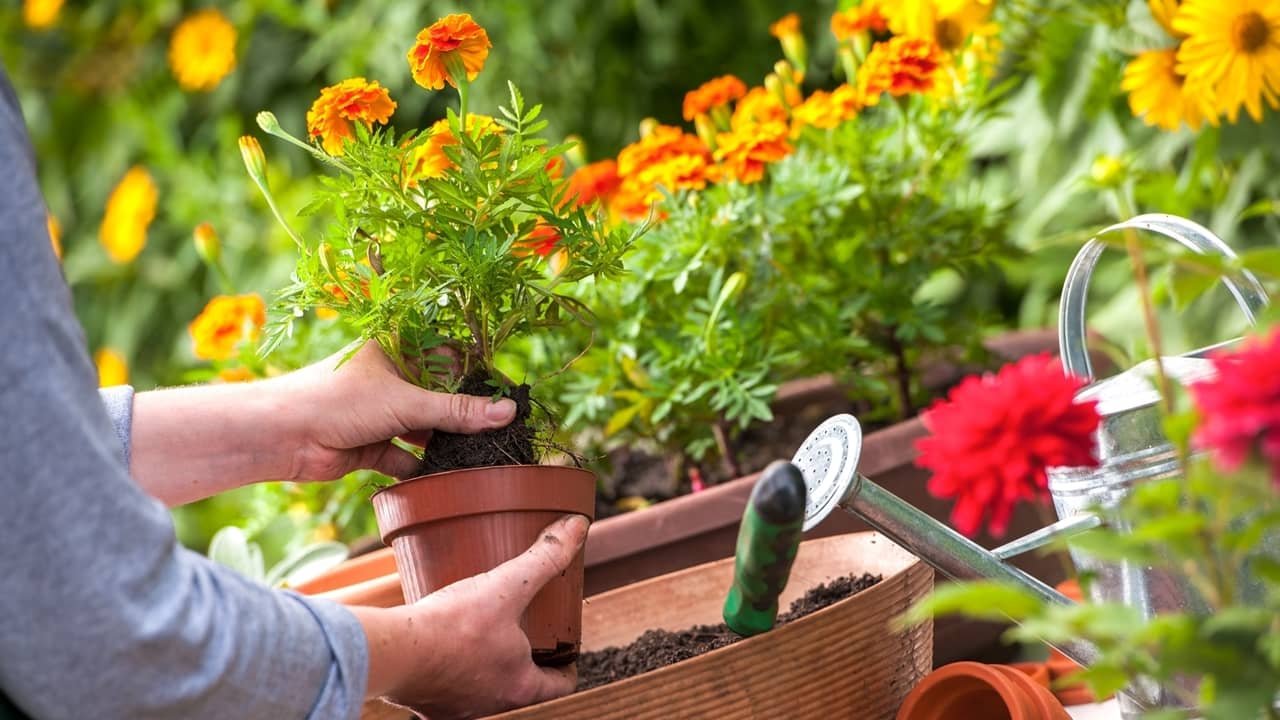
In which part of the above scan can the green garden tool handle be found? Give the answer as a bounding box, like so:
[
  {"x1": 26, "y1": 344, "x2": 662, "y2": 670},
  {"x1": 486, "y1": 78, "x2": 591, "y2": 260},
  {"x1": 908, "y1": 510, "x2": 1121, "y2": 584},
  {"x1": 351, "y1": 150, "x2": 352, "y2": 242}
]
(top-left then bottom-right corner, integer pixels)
[{"x1": 723, "y1": 460, "x2": 807, "y2": 637}]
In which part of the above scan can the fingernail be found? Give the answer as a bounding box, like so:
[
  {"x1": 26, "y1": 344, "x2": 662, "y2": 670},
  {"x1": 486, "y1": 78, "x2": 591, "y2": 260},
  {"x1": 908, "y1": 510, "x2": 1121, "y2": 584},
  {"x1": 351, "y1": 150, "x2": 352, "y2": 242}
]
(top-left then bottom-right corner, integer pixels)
[
  {"x1": 485, "y1": 398, "x2": 516, "y2": 423},
  {"x1": 564, "y1": 514, "x2": 589, "y2": 538}
]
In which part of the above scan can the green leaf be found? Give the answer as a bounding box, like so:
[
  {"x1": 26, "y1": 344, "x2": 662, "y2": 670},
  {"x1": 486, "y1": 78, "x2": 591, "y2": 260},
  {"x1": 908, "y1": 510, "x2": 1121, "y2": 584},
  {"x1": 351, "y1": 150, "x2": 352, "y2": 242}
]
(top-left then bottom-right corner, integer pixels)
[
  {"x1": 207, "y1": 526, "x2": 266, "y2": 582},
  {"x1": 1240, "y1": 247, "x2": 1280, "y2": 278},
  {"x1": 604, "y1": 404, "x2": 643, "y2": 437},
  {"x1": 1168, "y1": 264, "x2": 1218, "y2": 311},
  {"x1": 896, "y1": 581, "x2": 1045, "y2": 628},
  {"x1": 265, "y1": 541, "x2": 350, "y2": 589}
]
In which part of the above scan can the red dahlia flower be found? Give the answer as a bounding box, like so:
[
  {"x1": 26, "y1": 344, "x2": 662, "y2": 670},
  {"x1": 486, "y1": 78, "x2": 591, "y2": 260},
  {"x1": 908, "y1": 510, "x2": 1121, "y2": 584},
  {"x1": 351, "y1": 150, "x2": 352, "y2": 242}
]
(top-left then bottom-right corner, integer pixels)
[
  {"x1": 915, "y1": 354, "x2": 1100, "y2": 537},
  {"x1": 1189, "y1": 327, "x2": 1280, "y2": 486}
]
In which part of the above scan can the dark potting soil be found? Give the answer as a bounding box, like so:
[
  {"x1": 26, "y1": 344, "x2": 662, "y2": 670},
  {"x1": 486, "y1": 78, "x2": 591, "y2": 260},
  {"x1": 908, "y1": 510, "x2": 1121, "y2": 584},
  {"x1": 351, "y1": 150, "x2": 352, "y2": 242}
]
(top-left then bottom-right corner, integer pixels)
[
  {"x1": 575, "y1": 572, "x2": 881, "y2": 691},
  {"x1": 417, "y1": 371, "x2": 538, "y2": 475}
]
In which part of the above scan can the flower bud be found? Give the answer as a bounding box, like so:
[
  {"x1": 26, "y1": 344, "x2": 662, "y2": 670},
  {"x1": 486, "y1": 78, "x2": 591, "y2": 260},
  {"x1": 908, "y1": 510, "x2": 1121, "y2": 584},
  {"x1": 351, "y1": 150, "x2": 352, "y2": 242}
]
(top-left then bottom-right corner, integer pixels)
[
  {"x1": 238, "y1": 136, "x2": 267, "y2": 183},
  {"x1": 549, "y1": 249, "x2": 570, "y2": 276},
  {"x1": 193, "y1": 222, "x2": 220, "y2": 265},
  {"x1": 256, "y1": 111, "x2": 282, "y2": 135},
  {"x1": 1089, "y1": 154, "x2": 1127, "y2": 189},
  {"x1": 638, "y1": 117, "x2": 658, "y2": 139},
  {"x1": 563, "y1": 134, "x2": 587, "y2": 168}
]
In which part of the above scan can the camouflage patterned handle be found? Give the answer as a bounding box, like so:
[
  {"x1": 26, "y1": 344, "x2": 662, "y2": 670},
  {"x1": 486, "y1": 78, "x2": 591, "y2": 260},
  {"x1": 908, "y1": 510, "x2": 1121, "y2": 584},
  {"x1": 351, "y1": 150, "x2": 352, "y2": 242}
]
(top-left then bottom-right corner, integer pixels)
[{"x1": 723, "y1": 460, "x2": 807, "y2": 637}]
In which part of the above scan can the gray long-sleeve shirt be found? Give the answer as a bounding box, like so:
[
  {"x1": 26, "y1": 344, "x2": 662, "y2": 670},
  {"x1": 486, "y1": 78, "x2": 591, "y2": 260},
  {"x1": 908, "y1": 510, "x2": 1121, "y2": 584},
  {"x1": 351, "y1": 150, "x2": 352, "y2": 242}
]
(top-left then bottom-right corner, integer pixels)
[{"x1": 0, "y1": 71, "x2": 368, "y2": 718}]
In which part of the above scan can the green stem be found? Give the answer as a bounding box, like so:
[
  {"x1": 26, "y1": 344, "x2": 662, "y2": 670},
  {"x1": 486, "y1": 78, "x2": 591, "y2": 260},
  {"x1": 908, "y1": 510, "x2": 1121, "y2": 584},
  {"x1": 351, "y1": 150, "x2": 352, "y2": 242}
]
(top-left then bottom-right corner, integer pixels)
[
  {"x1": 457, "y1": 81, "x2": 470, "y2": 130},
  {"x1": 251, "y1": 175, "x2": 307, "y2": 250}
]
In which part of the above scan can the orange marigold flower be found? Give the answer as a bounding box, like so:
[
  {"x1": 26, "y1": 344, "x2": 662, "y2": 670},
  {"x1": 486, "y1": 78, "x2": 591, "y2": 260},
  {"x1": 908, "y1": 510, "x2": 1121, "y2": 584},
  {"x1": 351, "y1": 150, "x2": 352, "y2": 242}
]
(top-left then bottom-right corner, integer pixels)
[
  {"x1": 617, "y1": 125, "x2": 709, "y2": 177},
  {"x1": 407, "y1": 13, "x2": 492, "y2": 90},
  {"x1": 731, "y1": 86, "x2": 790, "y2": 129},
  {"x1": 306, "y1": 78, "x2": 396, "y2": 156},
  {"x1": 168, "y1": 9, "x2": 237, "y2": 92},
  {"x1": 831, "y1": 1, "x2": 889, "y2": 39},
  {"x1": 714, "y1": 120, "x2": 792, "y2": 184},
  {"x1": 517, "y1": 223, "x2": 562, "y2": 258},
  {"x1": 189, "y1": 294, "x2": 267, "y2": 361},
  {"x1": 403, "y1": 114, "x2": 501, "y2": 186},
  {"x1": 770, "y1": 13, "x2": 802, "y2": 39},
  {"x1": 100, "y1": 166, "x2": 157, "y2": 264},
  {"x1": 609, "y1": 178, "x2": 657, "y2": 222},
  {"x1": 218, "y1": 366, "x2": 256, "y2": 383},
  {"x1": 857, "y1": 36, "x2": 945, "y2": 100},
  {"x1": 682, "y1": 75, "x2": 749, "y2": 121},
  {"x1": 545, "y1": 154, "x2": 566, "y2": 180},
  {"x1": 567, "y1": 159, "x2": 622, "y2": 208},
  {"x1": 792, "y1": 86, "x2": 864, "y2": 131}
]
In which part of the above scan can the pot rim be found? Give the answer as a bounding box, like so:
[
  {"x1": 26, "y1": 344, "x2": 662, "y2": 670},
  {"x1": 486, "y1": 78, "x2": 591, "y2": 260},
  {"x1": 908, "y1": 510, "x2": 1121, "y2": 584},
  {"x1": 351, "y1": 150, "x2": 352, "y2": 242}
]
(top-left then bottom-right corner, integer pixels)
[{"x1": 371, "y1": 463, "x2": 596, "y2": 501}]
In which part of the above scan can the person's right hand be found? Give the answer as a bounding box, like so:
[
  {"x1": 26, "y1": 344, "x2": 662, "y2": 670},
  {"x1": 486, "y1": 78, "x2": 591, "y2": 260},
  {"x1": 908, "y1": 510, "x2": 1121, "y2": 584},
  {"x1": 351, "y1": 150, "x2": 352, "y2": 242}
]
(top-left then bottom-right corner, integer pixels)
[{"x1": 355, "y1": 514, "x2": 589, "y2": 719}]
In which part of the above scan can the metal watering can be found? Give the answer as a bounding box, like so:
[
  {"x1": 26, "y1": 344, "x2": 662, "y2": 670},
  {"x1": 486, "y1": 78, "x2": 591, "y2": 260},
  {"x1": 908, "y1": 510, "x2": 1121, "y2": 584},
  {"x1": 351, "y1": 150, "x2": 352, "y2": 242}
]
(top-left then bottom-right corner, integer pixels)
[{"x1": 793, "y1": 215, "x2": 1269, "y2": 718}]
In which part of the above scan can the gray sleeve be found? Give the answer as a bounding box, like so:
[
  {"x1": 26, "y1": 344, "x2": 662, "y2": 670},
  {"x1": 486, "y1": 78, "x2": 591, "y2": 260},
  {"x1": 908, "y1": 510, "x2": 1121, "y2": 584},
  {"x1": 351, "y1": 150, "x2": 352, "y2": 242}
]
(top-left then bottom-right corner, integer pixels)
[
  {"x1": 98, "y1": 385, "x2": 134, "y2": 465},
  {"x1": 0, "y1": 73, "x2": 369, "y2": 719}
]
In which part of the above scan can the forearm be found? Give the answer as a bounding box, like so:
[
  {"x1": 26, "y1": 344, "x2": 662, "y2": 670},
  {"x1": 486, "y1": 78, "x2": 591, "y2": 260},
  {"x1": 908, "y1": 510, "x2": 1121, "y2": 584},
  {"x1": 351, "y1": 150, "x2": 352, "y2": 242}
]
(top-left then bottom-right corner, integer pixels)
[
  {"x1": 130, "y1": 380, "x2": 303, "y2": 506},
  {"x1": 351, "y1": 605, "x2": 426, "y2": 700}
]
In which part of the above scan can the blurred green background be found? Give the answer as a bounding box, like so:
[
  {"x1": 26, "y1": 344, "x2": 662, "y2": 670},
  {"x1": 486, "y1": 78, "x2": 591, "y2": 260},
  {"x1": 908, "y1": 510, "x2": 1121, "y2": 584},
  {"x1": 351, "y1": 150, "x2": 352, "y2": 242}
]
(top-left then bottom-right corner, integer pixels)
[{"x1": 4, "y1": 0, "x2": 1279, "y2": 563}]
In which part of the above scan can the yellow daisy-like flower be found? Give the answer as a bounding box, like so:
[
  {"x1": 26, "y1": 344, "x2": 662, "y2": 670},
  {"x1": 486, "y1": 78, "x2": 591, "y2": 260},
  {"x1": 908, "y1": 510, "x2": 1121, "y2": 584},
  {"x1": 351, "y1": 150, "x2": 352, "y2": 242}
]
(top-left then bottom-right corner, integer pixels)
[
  {"x1": 1174, "y1": 0, "x2": 1280, "y2": 123},
  {"x1": 168, "y1": 9, "x2": 238, "y2": 92},
  {"x1": 94, "y1": 348, "x2": 129, "y2": 387},
  {"x1": 23, "y1": 0, "x2": 64, "y2": 29},
  {"x1": 1123, "y1": 48, "x2": 1219, "y2": 131},
  {"x1": 883, "y1": 0, "x2": 992, "y2": 53},
  {"x1": 99, "y1": 166, "x2": 157, "y2": 264},
  {"x1": 1148, "y1": 0, "x2": 1182, "y2": 38}
]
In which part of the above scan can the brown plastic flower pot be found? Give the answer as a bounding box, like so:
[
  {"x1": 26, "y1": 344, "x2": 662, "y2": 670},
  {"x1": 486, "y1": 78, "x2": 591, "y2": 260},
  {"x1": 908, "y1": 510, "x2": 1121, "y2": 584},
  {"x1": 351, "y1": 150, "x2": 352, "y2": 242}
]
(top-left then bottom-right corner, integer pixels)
[
  {"x1": 371, "y1": 464, "x2": 596, "y2": 665},
  {"x1": 896, "y1": 661, "x2": 1071, "y2": 720}
]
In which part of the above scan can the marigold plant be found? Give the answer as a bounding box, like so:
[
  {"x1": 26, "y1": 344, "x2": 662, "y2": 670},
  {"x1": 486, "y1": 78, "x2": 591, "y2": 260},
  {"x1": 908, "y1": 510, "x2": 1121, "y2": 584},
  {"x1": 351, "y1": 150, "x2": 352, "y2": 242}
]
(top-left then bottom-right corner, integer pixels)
[{"x1": 245, "y1": 13, "x2": 636, "y2": 470}]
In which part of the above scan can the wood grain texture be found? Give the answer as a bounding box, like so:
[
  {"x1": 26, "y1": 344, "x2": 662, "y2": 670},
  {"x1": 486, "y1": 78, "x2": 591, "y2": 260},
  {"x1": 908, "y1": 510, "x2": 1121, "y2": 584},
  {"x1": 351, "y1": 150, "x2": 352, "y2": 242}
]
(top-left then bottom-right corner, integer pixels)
[{"x1": 361, "y1": 532, "x2": 933, "y2": 720}]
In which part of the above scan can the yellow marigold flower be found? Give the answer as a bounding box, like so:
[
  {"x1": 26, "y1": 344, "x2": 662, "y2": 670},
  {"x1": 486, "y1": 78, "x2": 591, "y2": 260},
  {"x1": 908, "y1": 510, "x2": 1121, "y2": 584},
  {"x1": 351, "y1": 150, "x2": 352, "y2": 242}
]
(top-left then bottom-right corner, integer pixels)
[
  {"x1": 23, "y1": 0, "x2": 63, "y2": 29},
  {"x1": 306, "y1": 78, "x2": 397, "y2": 156},
  {"x1": 95, "y1": 348, "x2": 129, "y2": 387},
  {"x1": 884, "y1": 0, "x2": 992, "y2": 53},
  {"x1": 1123, "y1": 48, "x2": 1219, "y2": 131},
  {"x1": 168, "y1": 9, "x2": 237, "y2": 92},
  {"x1": 732, "y1": 87, "x2": 789, "y2": 129},
  {"x1": 714, "y1": 120, "x2": 792, "y2": 184},
  {"x1": 1174, "y1": 0, "x2": 1280, "y2": 123},
  {"x1": 857, "y1": 37, "x2": 946, "y2": 101},
  {"x1": 408, "y1": 13, "x2": 492, "y2": 90},
  {"x1": 682, "y1": 75, "x2": 748, "y2": 121},
  {"x1": 831, "y1": 1, "x2": 889, "y2": 39},
  {"x1": 47, "y1": 213, "x2": 62, "y2": 259},
  {"x1": 217, "y1": 366, "x2": 256, "y2": 383},
  {"x1": 99, "y1": 166, "x2": 157, "y2": 264},
  {"x1": 189, "y1": 294, "x2": 267, "y2": 361},
  {"x1": 316, "y1": 307, "x2": 340, "y2": 320},
  {"x1": 792, "y1": 85, "x2": 864, "y2": 132}
]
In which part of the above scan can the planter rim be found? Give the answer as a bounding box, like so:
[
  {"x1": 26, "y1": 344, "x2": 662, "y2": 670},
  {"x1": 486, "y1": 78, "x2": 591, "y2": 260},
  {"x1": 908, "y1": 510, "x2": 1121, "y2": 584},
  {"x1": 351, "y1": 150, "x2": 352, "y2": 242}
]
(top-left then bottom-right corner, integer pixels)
[
  {"x1": 372, "y1": 464, "x2": 596, "y2": 545},
  {"x1": 371, "y1": 463, "x2": 596, "y2": 500}
]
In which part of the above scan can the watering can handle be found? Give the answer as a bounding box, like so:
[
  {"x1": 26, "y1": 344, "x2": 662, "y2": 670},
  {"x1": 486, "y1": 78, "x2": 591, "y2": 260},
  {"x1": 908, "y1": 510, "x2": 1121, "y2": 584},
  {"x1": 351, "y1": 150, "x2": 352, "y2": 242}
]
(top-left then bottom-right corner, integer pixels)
[{"x1": 1058, "y1": 213, "x2": 1269, "y2": 382}]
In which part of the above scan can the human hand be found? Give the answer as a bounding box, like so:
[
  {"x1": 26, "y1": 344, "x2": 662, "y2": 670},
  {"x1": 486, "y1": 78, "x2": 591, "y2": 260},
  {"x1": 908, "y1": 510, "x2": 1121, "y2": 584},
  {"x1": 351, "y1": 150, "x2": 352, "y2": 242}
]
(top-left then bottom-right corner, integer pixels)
[
  {"x1": 357, "y1": 514, "x2": 589, "y2": 719},
  {"x1": 273, "y1": 341, "x2": 516, "y2": 482}
]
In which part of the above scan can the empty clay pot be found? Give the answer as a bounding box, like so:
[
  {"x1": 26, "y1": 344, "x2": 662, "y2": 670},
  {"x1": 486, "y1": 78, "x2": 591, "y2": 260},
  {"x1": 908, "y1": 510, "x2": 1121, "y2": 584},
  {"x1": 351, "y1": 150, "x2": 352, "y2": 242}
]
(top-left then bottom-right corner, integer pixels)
[
  {"x1": 371, "y1": 465, "x2": 595, "y2": 665},
  {"x1": 896, "y1": 661, "x2": 1071, "y2": 720}
]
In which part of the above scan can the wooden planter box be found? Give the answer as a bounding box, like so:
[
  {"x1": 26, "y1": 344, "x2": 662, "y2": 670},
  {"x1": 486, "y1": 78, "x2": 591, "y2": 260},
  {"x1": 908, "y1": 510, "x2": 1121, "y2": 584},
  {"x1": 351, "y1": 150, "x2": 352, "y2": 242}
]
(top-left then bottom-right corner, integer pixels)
[{"x1": 361, "y1": 532, "x2": 933, "y2": 720}]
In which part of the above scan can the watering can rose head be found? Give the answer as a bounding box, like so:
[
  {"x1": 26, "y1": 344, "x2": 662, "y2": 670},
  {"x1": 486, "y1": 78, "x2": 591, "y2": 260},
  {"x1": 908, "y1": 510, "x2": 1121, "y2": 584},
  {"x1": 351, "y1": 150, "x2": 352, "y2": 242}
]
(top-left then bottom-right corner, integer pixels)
[{"x1": 914, "y1": 353, "x2": 1102, "y2": 538}]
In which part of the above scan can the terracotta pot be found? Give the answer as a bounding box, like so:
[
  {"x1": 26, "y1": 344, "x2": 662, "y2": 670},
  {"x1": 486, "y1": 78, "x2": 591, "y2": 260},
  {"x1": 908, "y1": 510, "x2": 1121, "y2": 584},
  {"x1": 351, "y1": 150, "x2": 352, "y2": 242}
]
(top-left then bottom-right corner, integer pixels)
[
  {"x1": 584, "y1": 329, "x2": 1090, "y2": 666},
  {"x1": 371, "y1": 465, "x2": 595, "y2": 665},
  {"x1": 896, "y1": 661, "x2": 1071, "y2": 720},
  {"x1": 361, "y1": 532, "x2": 932, "y2": 720},
  {"x1": 294, "y1": 547, "x2": 395, "y2": 596},
  {"x1": 1009, "y1": 662, "x2": 1052, "y2": 689}
]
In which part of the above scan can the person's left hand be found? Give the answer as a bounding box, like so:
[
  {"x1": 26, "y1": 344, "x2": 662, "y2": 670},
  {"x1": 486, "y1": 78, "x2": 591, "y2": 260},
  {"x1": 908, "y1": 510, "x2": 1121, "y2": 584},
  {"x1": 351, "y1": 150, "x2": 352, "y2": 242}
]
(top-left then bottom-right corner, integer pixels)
[{"x1": 272, "y1": 341, "x2": 516, "y2": 482}]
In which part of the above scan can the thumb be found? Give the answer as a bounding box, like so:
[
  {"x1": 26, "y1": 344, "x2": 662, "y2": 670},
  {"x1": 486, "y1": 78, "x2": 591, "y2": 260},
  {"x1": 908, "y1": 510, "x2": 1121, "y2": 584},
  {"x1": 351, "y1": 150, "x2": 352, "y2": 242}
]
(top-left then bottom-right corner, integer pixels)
[
  {"x1": 490, "y1": 514, "x2": 590, "y2": 605},
  {"x1": 391, "y1": 386, "x2": 517, "y2": 435}
]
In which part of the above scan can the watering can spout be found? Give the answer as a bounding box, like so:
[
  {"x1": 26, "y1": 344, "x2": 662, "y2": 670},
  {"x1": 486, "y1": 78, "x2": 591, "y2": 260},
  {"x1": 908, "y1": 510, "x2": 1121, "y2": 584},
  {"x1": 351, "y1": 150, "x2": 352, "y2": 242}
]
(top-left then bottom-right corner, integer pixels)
[{"x1": 791, "y1": 414, "x2": 1102, "y2": 669}]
